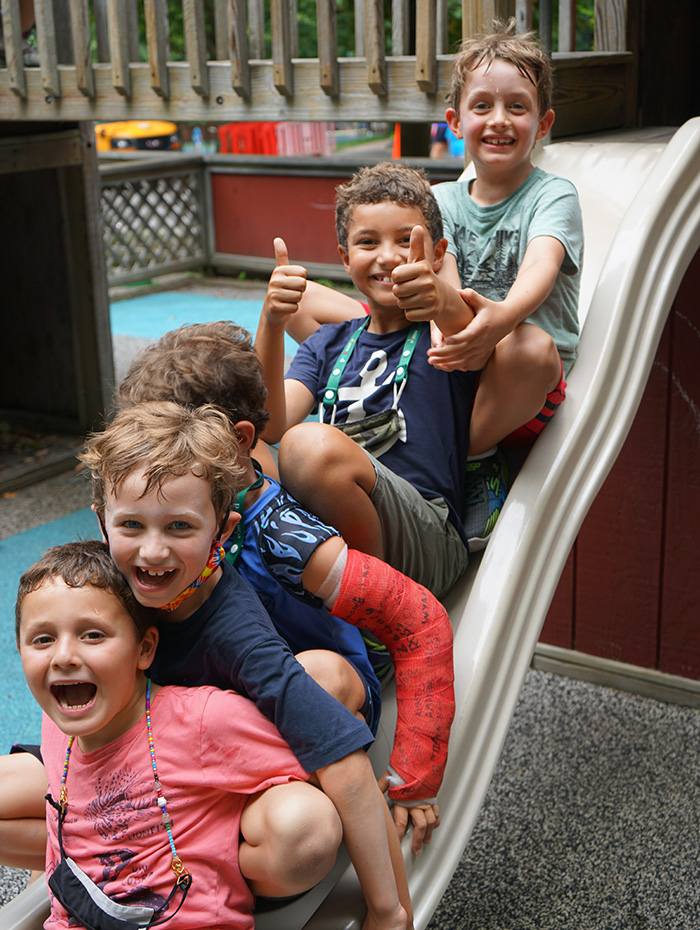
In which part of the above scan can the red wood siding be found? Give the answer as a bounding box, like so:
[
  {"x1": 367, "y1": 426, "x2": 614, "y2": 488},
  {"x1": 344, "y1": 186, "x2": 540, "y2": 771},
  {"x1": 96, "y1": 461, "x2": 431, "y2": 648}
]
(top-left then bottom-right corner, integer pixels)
[
  {"x1": 542, "y1": 249, "x2": 700, "y2": 679},
  {"x1": 211, "y1": 170, "x2": 353, "y2": 266}
]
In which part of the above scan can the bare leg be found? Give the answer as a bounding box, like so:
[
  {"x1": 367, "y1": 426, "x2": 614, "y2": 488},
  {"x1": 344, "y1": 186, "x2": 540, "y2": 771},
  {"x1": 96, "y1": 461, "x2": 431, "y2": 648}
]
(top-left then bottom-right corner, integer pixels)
[
  {"x1": 296, "y1": 649, "x2": 367, "y2": 719},
  {"x1": 279, "y1": 423, "x2": 383, "y2": 559},
  {"x1": 0, "y1": 753, "x2": 48, "y2": 872},
  {"x1": 469, "y1": 322, "x2": 561, "y2": 455},
  {"x1": 239, "y1": 781, "x2": 342, "y2": 897}
]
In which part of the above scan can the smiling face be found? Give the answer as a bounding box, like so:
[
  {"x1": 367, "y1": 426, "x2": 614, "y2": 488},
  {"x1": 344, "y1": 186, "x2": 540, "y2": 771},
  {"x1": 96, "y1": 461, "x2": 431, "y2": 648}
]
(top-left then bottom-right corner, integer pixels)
[
  {"x1": 103, "y1": 467, "x2": 236, "y2": 620},
  {"x1": 447, "y1": 58, "x2": 554, "y2": 200},
  {"x1": 338, "y1": 201, "x2": 444, "y2": 327},
  {"x1": 18, "y1": 579, "x2": 157, "y2": 753}
]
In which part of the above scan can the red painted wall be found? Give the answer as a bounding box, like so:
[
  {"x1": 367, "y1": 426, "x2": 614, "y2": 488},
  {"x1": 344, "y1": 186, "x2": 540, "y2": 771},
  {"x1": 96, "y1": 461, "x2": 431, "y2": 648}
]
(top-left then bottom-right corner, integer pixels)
[
  {"x1": 542, "y1": 249, "x2": 700, "y2": 679},
  {"x1": 211, "y1": 170, "x2": 354, "y2": 266}
]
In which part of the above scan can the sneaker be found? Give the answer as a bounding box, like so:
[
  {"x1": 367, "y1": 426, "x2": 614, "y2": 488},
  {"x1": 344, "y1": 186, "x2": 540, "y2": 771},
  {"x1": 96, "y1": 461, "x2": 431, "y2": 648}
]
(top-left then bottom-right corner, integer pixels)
[{"x1": 462, "y1": 448, "x2": 509, "y2": 551}]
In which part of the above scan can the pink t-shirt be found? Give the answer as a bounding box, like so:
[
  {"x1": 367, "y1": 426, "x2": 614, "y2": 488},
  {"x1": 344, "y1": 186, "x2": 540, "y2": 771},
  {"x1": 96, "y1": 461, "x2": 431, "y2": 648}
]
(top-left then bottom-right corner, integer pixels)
[{"x1": 42, "y1": 685, "x2": 308, "y2": 930}]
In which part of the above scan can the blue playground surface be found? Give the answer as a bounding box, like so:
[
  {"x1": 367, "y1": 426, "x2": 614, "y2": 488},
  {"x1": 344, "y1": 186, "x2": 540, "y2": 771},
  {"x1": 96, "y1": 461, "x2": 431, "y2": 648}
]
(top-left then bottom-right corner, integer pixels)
[
  {"x1": 0, "y1": 289, "x2": 277, "y2": 750},
  {"x1": 110, "y1": 290, "x2": 298, "y2": 354}
]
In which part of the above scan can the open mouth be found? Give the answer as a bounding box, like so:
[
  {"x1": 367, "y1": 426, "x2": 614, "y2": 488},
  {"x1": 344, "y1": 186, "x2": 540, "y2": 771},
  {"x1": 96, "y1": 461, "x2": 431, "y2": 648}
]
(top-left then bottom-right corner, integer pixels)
[
  {"x1": 136, "y1": 567, "x2": 176, "y2": 588},
  {"x1": 483, "y1": 137, "x2": 514, "y2": 147},
  {"x1": 51, "y1": 682, "x2": 97, "y2": 709}
]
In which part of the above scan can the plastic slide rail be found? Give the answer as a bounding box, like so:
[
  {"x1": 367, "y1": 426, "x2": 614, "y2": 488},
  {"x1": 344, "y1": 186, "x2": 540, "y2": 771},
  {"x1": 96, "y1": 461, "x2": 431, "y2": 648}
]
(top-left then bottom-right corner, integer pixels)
[{"x1": 1, "y1": 118, "x2": 700, "y2": 930}]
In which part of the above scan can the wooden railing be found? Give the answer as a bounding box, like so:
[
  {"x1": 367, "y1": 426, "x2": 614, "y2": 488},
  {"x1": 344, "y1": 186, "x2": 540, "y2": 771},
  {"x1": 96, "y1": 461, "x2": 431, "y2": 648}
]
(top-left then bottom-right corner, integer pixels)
[{"x1": 0, "y1": 0, "x2": 633, "y2": 129}]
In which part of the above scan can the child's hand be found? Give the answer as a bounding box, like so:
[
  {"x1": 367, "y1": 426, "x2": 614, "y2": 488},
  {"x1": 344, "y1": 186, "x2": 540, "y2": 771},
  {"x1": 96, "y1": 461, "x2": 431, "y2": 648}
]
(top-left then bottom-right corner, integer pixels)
[
  {"x1": 427, "y1": 287, "x2": 509, "y2": 371},
  {"x1": 378, "y1": 771, "x2": 441, "y2": 855},
  {"x1": 392, "y1": 226, "x2": 441, "y2": 322},
  {"x1": 262, "y1": 237, "x2": 308, "y2": 326}
]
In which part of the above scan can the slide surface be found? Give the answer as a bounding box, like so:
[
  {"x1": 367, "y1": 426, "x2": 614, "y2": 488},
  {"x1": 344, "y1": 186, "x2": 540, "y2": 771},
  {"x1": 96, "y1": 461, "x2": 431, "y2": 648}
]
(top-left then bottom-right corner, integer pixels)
[{"x1": 2, "y1": 119, "x2": 700, "y2": 930}]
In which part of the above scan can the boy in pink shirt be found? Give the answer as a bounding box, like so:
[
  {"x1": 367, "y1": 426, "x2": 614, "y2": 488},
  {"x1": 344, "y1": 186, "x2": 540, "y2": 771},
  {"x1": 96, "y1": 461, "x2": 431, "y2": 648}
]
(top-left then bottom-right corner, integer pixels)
[{"x1": 16, "y1": 539, "x2": 325, "y2": 930}]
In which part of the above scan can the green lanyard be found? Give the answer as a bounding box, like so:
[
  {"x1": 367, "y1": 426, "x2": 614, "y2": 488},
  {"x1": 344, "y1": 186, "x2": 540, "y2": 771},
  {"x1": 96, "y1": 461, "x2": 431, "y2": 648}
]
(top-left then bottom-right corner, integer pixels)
[
  {"x1": 321, "y1": 319, "x2": 422, "y2": 421},
  {"x1": 225, "y1": 459, "x2": 264, "y2": 566}
]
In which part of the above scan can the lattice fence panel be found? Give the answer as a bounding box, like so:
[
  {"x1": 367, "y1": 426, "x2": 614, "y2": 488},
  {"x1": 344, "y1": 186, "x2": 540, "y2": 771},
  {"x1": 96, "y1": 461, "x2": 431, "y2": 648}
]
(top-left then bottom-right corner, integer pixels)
[{"x1": 101, "y1": 170, "x2": 206, "y2": 285}]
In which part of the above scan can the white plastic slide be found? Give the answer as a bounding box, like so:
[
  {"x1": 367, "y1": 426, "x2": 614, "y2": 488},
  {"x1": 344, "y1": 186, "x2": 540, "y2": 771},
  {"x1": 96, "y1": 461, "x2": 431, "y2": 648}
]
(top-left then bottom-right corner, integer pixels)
[{"x1": 2, "y1": 119, "x2": 700, "y2": 930}]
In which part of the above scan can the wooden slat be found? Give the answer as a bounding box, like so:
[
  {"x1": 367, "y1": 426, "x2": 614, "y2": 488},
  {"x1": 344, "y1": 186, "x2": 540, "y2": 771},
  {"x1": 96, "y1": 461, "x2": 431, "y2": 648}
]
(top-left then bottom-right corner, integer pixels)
[
  {"x1": 364, "y1": 0, "x2": 387, "y2": 96},
  {"x1": 515, "y1": 0, "x2": 533, "y2": 33},
  {"x1": 214, "y1": 1, "x2": 229, "y2": 60},
  {"x1": 436, "y1": 0, "x2": 449, "y2": 56},
  {"x1": 126, "y1": 0, "x2": 140, "y2": 61},
  {"x1": 248, "y1": 0, "x2": 266, "y2": 60},
  {"x1": 1, "y1": 0, "x2": 27, "y2": 99},
  {"x1": 144, "y1": 0, "x2": 170, "y2": 98},
  {"x1": 317, "y1": 0, "x2": 339, "y2": 97},
  {"x1": 289, "y1": 0, "x2": 299, "y2": 58},
  {"x1": 557, "y1": 0, "x2": 576, "y2": 52},
  {"x1": 69, "y1": 0, "x2": 96, "y2": 97},
  {"x1": 106, "y1": 0, "x2": 132, "y2": 96},
  {"x1": 227, "y1": 0, "x2": 252, "y2": 98},
  {"x1": 270, "y1": 0, "x2": 294, "y2": 96},
  {"x1": 416, "y1": 0, "x2": 437, "y2": 92},
  {"x1": 355, "y1": 0, "x2": 365, "y2": 56},
  {"x1": 594, "y1": 0, "x2": 627, "y2": 52},
  {"x1": 93, "y1": 0, "x2": 110, "y2": 62},
  {"x1": 391, "y1": 0, "x2": 409, "y2": 55},
  {"x1": 35, "y1": 0, "x2": 62, "y2": 98},
  {"x1": 183, "y1": 0, "x2": 210, "y2": 97},
  {"x1": 463, "y1": 0, "x2": 515, "y2": 40}
]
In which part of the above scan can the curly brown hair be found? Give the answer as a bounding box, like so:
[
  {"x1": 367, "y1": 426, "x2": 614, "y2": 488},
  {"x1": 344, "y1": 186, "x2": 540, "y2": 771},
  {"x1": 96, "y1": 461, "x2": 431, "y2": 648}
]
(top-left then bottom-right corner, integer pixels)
[
  {"x1": 116, "y1": 322, "x2": 270, "y2": 442},
  {"x1": 15, "y1": 540, "x2": 155, "y2": 644},
  {"x1": 449, "y1": 19, "x2": 553, "y2": 118},
  {"x1": 81, "y1": 401, "x2": 246, "y2": 519},
  {"x1": 335, "y1": 162, "x2": 443, "y2": 250}
]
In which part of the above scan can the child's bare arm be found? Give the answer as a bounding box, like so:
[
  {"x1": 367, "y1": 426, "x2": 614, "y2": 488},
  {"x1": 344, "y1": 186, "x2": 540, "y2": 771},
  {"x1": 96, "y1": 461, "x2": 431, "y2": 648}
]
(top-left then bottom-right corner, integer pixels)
[
  {"x1": 288, "y1": 280, "x2": 363, "y2": 344},
  {"x1": 428, "y1": 235, "x2": 565, "y2": 372},
  {"x1": 392, "y1": 226, "x2": 473, "y2": 334},
  {"x1": 316, "y1": 750, "x2": 412, "y2": 930},
  {"x1": 256, "y1": 238, "x2": 316, "y2": 442}
]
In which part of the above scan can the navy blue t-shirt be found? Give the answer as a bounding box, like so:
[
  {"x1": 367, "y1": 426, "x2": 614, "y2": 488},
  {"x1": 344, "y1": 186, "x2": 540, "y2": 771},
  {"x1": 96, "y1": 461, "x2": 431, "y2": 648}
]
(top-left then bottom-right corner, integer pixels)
[
  {"x1": 286, "y1": 318, "x2": 478, "y2": 538},
  {"x1": 148, "y1": 560, "x2": 373, "y2": 773}
]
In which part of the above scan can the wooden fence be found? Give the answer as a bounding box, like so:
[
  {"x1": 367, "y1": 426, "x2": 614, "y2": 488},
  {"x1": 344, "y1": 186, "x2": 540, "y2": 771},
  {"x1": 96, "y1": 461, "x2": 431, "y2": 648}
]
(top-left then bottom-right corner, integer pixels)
[{"x1": 0, "y1": 0, "x2": 633, "y2": 132}]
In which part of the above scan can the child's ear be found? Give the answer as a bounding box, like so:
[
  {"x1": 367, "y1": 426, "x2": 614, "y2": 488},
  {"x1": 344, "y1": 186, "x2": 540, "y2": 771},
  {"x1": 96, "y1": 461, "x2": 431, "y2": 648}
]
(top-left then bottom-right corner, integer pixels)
[
  {"x1": 92, "y1": 504, "x2": 108, "y2": 543},
  {"x1": 536, "y1": 108, "x2": 555, "y2": 141},
  {"x1": 432, "y1": 237, "x2": 448, "y2": 272},
  {"x1": 138, "y1": 627, "x2": 159, "y2": 670},
  {"x1": 233, "y1": 420, "x2": 256, "y2": 454},
  {"x1": 337, "y1": 243, "x2": 351, "y2": 273},
  {"x1": 446, "y1": 107, "x2": 462, "y2": 139},
  {"x1": 219, "y1": 511, "x2": 241, "y2": 545}
]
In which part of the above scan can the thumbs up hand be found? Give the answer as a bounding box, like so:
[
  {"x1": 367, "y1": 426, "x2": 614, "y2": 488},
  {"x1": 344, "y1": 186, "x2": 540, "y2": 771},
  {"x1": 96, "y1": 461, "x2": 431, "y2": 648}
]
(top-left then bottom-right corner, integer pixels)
[
  {"x1": 262, "y1": 237, "x2": 308, "y2": 326},
  {"x1": 392, "y1": 225, "x2": 441, "y2": 322}
]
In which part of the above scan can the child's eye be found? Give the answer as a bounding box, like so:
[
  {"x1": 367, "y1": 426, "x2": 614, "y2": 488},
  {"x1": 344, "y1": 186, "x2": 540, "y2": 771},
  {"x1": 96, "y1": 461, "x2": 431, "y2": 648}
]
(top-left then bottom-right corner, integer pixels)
[
  {"x1": 120, "y1": 519, "x2": 142, "y2": 530},
  {"x1": 83, "y1": 630, "x2": 106, "y2": 642},
  {"x1": 170, "y1": 520, "x2": 191, "y2": 531},
  {"x1": 31, "y1": 634, "x2": 54, "y2": 647},
  {"x1": 473, "y1": 101, "x2": 490, "y2": 111}
]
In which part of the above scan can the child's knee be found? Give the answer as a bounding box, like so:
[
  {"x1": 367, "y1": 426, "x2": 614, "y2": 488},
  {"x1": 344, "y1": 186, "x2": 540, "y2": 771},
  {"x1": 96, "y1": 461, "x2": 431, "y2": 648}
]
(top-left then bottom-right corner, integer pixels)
[
  {"x1": 240, "y1": 782, "x2": 342, "y2": 896},
  {"x1": 0, "y1": 752, "x2": 47, "y2": 819},
  {"x1": 494, "y1": 323, "x2": 559, "y2": 383},
  {"x1": 296, "y1": 649, "x2": 366, "y2": 716},
  {"x1": 279, "y1": 422, "x2": 366, "y2": 489}
]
